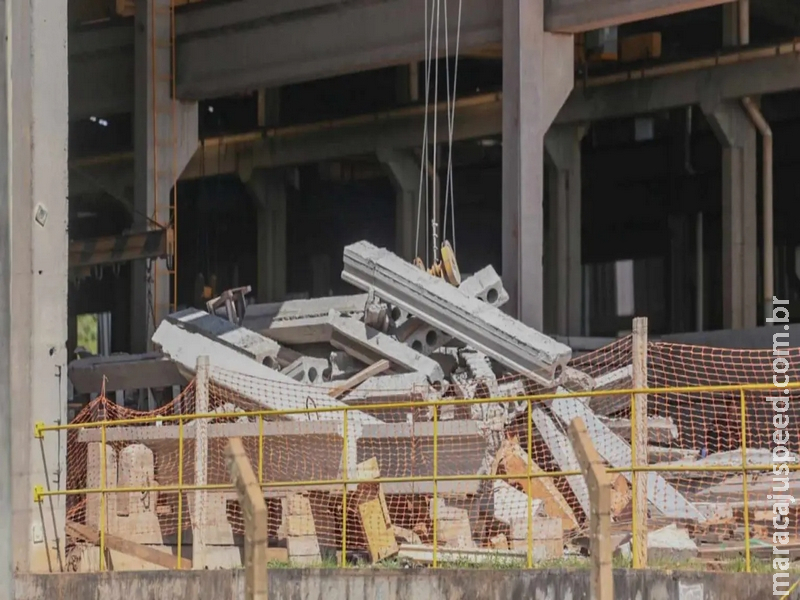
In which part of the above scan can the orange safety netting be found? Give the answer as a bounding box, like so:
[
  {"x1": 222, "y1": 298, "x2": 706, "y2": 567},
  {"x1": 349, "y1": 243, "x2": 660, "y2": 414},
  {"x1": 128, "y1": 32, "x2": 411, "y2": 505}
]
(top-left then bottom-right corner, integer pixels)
[{"x1": 61, "y1": 338, "x2": 800, "y2": 568}]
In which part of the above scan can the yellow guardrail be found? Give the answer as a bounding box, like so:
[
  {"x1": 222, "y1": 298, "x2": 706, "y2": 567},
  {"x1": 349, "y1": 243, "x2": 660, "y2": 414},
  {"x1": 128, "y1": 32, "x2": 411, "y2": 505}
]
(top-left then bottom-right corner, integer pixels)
[{"x1": 33, "y1": 381, "x2": 800, "y2": 575}]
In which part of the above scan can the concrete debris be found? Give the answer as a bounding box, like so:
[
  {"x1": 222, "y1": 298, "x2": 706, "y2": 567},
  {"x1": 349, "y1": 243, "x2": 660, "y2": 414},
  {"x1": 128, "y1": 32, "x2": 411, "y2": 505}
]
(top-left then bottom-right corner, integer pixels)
[
  {"x1": 342, "y1": 241, "x2": 571, "y2": 386},
  {"x1": 458, "y1": 265, "x2": 509, "y2": 308},
  {"x1": 103, "y1": 240, "x2": 725, "y2": 567},
  {"x1": 462, "y1": 350, "x2": 499, "y2": 397},
  {"x1": 282, "y1": 356, "x2": 332, "y2": 384},
  {"x1": 393, "y1": 265, "x2": 509, "y2": 356},
  {"x1": 328, "y1": 350, "x2": 366, "y2": 379},
  {"x1": 616, "y1": 524, "x2": 698, "y2": 563},
  {"x1": 152, "y1": 312, "x2": 382, "y2": 424},
  {"x1": 329, "y1": 313, "x2": 445, "y2": 384},
  {"x1": 549, "y1": 393, "x2": 706, "y2": 522}
]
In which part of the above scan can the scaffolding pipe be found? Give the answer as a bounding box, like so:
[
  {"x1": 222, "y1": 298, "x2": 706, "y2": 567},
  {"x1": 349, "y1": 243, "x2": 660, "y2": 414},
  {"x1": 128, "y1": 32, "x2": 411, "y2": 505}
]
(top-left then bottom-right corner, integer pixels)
[{"x1": 741, "y1": 97, "x2": 773, "y2": 317}]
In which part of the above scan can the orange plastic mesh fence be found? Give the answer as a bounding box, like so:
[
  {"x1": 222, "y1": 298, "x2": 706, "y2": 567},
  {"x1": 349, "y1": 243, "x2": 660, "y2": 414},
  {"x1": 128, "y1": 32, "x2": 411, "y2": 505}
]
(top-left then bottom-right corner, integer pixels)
[{"x1": 59, "y1": 338, "x2": 800, "y2": 568}]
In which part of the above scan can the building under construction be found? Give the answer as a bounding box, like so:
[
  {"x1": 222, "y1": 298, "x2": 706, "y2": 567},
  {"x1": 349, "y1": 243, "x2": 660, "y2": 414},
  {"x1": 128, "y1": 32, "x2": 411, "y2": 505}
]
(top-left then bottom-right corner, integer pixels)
[{"x1": 3, "y1": 0, "x2": 800, "y2": 590}]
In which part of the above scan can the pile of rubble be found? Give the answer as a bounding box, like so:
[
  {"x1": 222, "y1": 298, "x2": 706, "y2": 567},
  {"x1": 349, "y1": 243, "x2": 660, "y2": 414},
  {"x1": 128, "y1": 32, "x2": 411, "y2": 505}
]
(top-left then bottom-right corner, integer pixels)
[{"x1": 67, "y1": 240, "x2": 798, "y2": 570}]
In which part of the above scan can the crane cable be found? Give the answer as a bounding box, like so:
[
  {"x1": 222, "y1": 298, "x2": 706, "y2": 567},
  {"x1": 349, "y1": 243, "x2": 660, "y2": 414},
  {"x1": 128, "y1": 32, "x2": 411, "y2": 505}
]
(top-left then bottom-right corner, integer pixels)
[{"x1": 415, "y1": 0, "x2": 463, "y2": 265}]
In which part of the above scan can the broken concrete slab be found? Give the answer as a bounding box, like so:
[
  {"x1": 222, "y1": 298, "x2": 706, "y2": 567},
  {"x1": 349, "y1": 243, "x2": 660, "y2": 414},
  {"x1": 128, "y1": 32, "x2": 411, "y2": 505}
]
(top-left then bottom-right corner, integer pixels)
[
  {"x1": 530, "y1": 408, "x2": 591, "y2": 516},
  {"x1": 282, "y1": 356, "x2": 332, "y2": 384},
  {"x1": 329, "y1": 351, "x2": 365, "y2": 379},
  {"x1": 548, "y1": 393, "x2": 706, "y2": 522},
  {"x1": 152, "y1": 312, "x2": 382, "y2": 425},
  {"x1": 254, "y1": 315, "x2": 333, "y2": 345},
  {"x1": 394, "y1": 266, "x2": 510, "y2": 356},
  {"x1": 68, "y1": 352, "x2": 186, "y2": 394},
  {"x1": 163, "y1": 308, "x2": 284, "y2": 369},
  {"x1": 616, "y1": 524, "x2": 698, "y2": 563},
  {"x1": 342, "y1": 241, "x2": 571, "y2": 386},
  {"x1": 458, "y1": 265, "x2": 509, "y2": 308},
  {"x1": 587, "y1": 365, "x2": 632, "y2": 416},
  {"x1": 244, "y1": 294, "x2": 368, "y2": 325},
  {"x1": 329, "y1": 313, "x2": 445, "y2": 384},
  {"x1": 599, "y1": 415, "x2": 678, "y2": 446}
]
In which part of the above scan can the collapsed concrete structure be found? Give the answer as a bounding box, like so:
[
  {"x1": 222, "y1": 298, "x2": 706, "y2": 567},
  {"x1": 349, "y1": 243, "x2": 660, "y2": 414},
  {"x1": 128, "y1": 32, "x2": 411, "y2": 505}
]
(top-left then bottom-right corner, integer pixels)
[{"x1": 66, "y1": 240, "x2": 780, "y2": 573}]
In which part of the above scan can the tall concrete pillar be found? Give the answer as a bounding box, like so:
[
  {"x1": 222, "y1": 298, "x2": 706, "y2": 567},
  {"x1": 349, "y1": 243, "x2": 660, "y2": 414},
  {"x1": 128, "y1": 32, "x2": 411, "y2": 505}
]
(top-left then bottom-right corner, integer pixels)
[
  {"x1": 703, "y1": 101, "x2": 757, "y2": 329},
  {"x1": 248, "y1": 170, "x2": 288, "y2": 303},
  {"x1": 544, "y1": 125, "x2": 584, "y2": 337},
  {"x1": 1, "y1": 0, "x2": 69, "y2": 573},
  {"x1": 132, "y1": 0, "x2": 198, "y2": 352},
  {"x1": 378, "y1": 148, "x2": 427, "y2": 262},
  {"x1": 502, "y1": 0, "x2": 573, "y2": 330}
]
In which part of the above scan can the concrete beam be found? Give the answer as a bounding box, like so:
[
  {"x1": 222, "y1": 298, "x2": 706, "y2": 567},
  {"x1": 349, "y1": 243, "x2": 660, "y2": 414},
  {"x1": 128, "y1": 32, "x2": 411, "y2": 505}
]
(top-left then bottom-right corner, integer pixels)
[
  {"x1": 549, "y1": 395, "x2": 706, "y2": 521},
  {"x1": 70, "y1": 46, "x2": 800, "y2": 186},
  {"x1": 545, "y1": 0, "x2": 734, "y2": 33},
  {"x1": 68, "y1": 353, "x2": 186, "y2": 393},
  {"x1": 341, "y1": 241, "x2": 572, "y2": 386},
  {"x1": 329, "y1": 314, "x2": 445, "y2": 384},
  {"x1": 152, "y1": 311, "x2": 382, "y2": 424},
  {"x1": 175, "y1": 0, "x2": 502, "y2": 99}
]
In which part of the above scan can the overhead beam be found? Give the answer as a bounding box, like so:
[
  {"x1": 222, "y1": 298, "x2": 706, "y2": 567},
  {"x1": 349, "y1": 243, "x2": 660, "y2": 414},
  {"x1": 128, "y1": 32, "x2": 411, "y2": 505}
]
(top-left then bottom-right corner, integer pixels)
[
  {"x1": 175, "y1": 0, "x2": 502, "y2": 99},
  {"x1": 70, "y1": 45, "x2": 800, "y2": 185},
  {"x1": 545, "y1": 0, "x2": 735, "y2": 33},
  {"x1": 557, "y1": 42, "x2": 800, "y2": 124}
]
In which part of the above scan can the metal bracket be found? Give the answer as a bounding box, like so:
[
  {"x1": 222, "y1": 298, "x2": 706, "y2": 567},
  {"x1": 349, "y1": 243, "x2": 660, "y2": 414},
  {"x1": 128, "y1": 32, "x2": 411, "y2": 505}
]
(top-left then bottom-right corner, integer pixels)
[
  {"x1": 34, "y1": 421, "x2": 45, "y2": 439},
  {"x1": 33, "y1": 485, "x2": 44, "y2": 504}
]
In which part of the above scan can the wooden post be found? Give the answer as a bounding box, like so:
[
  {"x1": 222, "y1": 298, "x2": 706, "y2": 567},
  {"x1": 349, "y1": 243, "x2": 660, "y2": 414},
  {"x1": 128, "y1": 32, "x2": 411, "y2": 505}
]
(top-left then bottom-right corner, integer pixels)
[
  {"x1": 568, "y1": 417, "x2": 613, "y2": 600},
  {"x1": 226, "y1": 438, "x2": 268, "y2": 600},
  {"x1": 192, "y1": 355, "x2": 209, "y2": 569},
  {"x1": 632, "y1": 317, "x2": 648, "y2": 568}
]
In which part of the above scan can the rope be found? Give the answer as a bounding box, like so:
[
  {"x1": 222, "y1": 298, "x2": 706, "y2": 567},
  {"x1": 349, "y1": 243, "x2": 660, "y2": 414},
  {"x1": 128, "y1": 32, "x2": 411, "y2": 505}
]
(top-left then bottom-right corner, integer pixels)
[
  {"x1": 415, "y1": 0, "x2": 438, "y2": 264},
  {"x1": 442, "y1": 0, "x2": 463, "y2": 254}
]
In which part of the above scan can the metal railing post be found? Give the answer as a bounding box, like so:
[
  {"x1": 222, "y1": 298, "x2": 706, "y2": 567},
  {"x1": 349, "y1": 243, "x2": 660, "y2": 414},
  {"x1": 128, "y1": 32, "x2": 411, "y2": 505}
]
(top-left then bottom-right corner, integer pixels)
[
  {"x1": 432, "y1": 400, "x2": 439, "y2": 568},
  {"x1": 527, "y1": 398, "x2": 533, "y2": 568},
  {"x1": 177, "y1": 415, "x2": 184, "y2": 569},
  {"x1": 630, "y1": 391, "x2": 639, "y2": 568},
  {"x1": 740, "y1": 388, "x2": 751, "y2": 572},
  {"x1": 99, "y1": 421, "x2": 107, "y2": 571},
  {"x1": 341, "y1": 408, "x2": 348, "y2": 566}
]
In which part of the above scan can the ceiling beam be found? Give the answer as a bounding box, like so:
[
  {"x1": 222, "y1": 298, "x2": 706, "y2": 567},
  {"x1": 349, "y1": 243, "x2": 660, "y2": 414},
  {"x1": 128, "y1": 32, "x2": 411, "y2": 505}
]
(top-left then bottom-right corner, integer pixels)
[
  {"x1": 70, "y1": 44, "x2": 800, "y2": 182},
  {"x1": 545, "y1": 0, "x2": 736, "y2": 33},
  {"x1": 175, "y1": 0, "x2": 501, "y2": 99}
]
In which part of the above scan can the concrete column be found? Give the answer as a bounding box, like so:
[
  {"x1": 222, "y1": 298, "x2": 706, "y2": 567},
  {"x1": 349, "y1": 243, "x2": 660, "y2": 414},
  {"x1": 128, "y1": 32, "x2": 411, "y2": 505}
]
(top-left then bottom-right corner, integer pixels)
[
  {"x1": 132, "y1": 0, "x2": 198, "y2": 352},
  {"x1": 247, "y1": 170, "x2": 288, "y2": 303},
  {"x1": 544, "y1": 125, "x2": 584, "y2": 337},
  {"x1": 3, "y1": 0, "x2": 69, "y2": 573},
  {"x1": 378, "y1": 148, "x2": 427, "y2": 262},
  {"x1": 502, "y1": 0, "x2": 573, "y2": 329},
  {"x1": 703, "y1": 101, "x2": 757, "y2": 329}
]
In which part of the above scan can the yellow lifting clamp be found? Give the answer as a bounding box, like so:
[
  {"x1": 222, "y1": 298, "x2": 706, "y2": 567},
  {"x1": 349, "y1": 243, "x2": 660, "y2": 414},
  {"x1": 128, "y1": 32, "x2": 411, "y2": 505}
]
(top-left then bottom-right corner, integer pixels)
[{"x1": 414, "y1": 240, "x2": 461, "y2": 287}]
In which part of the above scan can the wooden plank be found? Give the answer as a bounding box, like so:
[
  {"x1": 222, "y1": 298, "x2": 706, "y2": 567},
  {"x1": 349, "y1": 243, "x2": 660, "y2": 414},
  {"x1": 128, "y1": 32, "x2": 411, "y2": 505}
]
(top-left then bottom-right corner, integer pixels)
[
  {"x1": 567, "y1": 418, "x2": 613, "y2": 600},
  {"x1": 65, "y1": 520, "x2": 190, "y2": 570},
  {"x1": 493, "y1": 438, "x2": 578, "y2": 531},
  {"x1": 355, "y1": 457, "x2": 398, "y2": 562},
  {"x1": 632, "y1": 316, "x2": 648, "y2": 568},
  {"x1": 226, "y1": 438, "x2": 268, "y2": 600},
  {"x1": 328, "y1": 359, "x2": 390, "y2": 398}
]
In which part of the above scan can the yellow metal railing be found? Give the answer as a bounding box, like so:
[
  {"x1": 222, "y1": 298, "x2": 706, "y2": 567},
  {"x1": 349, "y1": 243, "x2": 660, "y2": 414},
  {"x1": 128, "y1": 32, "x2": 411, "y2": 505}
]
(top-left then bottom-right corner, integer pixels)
[{"x1": 33, "y1": 381, "x2": 800, "y2": 575}]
